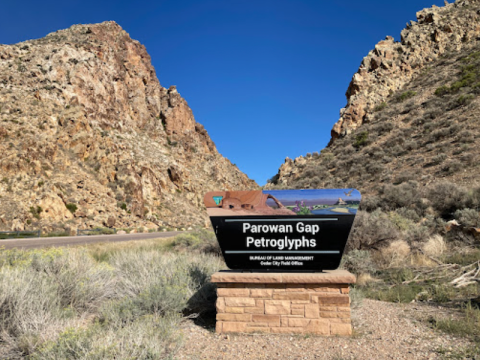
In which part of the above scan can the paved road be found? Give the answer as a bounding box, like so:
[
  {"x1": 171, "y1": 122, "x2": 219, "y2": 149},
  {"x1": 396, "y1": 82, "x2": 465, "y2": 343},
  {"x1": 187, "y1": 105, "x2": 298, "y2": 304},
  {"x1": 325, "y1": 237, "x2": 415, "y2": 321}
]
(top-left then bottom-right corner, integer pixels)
[{"x1": 0, "y1": 231, "x2": 181, "y2": 249}]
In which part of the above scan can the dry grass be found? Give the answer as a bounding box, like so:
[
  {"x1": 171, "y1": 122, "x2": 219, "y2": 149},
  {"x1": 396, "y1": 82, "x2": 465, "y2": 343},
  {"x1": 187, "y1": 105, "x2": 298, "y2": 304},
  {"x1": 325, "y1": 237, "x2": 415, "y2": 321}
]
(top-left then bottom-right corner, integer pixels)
[
  {"x1": 356, "y1": 273, "x2": 375, "y2": 286},
  {"x1": 422, "y1": 234, "x2": 447, "y2": 258},
  {"x1": 81, "y1": 236, "x2": 176, "y2": 262},
  {"x1": 378, "y1": 240, "x2": 411, "y2": 268},
  {"x1": 408, "y1": 252, "x2": 438, "y2": 267},
  {"x1": 0, "y1": 240, "x2": 223, "y2": 359}
]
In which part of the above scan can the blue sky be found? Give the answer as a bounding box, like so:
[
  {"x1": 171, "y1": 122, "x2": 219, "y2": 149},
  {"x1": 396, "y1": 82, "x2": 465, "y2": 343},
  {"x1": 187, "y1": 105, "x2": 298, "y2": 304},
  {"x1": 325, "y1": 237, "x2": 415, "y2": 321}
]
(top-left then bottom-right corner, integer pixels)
[{"x1": 1, "y1": 0, "x2": 445, "y2": 185}]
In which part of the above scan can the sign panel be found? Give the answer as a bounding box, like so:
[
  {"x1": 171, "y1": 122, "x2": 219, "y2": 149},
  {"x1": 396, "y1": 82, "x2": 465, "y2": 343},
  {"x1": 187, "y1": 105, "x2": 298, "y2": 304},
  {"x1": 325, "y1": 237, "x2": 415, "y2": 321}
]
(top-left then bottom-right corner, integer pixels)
[{"x1": 205, "y1": 189, "x2": 361, "y2": 271}]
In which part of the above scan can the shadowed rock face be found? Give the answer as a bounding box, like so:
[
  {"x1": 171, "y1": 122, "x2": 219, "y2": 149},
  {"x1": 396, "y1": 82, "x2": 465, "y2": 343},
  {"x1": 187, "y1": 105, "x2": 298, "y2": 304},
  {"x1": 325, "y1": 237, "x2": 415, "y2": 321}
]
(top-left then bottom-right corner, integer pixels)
[
  {"x1": 330, "y1": 0, "x2": 480, "y2": 144},
  {"x1": 0, "y1": 21, "x2": 257, "y2": 233}
]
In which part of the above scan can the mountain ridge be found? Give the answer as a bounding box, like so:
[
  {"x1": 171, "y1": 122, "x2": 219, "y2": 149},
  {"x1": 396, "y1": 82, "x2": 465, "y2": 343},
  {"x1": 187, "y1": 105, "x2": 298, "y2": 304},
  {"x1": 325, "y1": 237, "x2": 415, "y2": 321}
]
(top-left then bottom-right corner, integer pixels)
[
  {"x1": 0, "y1": 21, "x2": 257, "y2": 233},
  {"x1": 330, "y1": 0, "x2": 480, "y2": 144},
  {"x1": 267, "y1": 0, "x2": 480, "y2": 194}
]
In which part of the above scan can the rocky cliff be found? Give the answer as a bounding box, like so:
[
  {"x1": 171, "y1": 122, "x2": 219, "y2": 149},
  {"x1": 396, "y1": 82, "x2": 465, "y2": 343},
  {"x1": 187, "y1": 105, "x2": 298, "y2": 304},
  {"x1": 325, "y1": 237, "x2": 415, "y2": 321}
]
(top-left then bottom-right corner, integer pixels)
[
  {"x1": 267, "y1": 0, "x2": 480, "y2": 194},
  {"x1": 330, "y1": 0, "x2": 480, "y2": 143},
  {"x1": 0, "y1": 21, "x2": 257, "y2": 233}
]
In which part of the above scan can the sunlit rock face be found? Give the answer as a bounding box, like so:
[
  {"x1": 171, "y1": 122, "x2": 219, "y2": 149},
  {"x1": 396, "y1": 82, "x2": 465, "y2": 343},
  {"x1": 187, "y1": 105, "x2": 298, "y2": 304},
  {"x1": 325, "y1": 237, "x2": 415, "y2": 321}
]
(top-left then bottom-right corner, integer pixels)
[
  {"x1": 330, "y1": 0, "x2": 480, "y2": 144},
  {"x1": 266, "y1": 0, "x2": 480, "y2": 193},
  {"x1": 0, "y1": 21, "x2": 257, "y2": 233}
]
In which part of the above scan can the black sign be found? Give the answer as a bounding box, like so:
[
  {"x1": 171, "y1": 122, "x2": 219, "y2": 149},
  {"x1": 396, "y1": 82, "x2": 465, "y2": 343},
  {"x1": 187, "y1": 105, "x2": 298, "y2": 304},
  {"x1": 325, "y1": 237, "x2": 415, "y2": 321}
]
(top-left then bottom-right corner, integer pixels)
[{"x1": 205, "y1": 189, "x2": 360, "y2": 271}]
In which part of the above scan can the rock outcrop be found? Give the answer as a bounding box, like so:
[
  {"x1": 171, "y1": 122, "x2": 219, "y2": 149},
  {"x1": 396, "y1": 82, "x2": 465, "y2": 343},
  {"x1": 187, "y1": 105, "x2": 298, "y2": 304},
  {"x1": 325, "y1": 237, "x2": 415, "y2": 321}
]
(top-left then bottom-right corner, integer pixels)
[
  {"x1": 0, "y1": 21, "x2": 257, "y2": 233},
  {"x1": 267, "y1": 0, "x2": 480, "y2": 192},
  {"x1": 330, "y1": 0, "x2": 480, "y2": 143}
]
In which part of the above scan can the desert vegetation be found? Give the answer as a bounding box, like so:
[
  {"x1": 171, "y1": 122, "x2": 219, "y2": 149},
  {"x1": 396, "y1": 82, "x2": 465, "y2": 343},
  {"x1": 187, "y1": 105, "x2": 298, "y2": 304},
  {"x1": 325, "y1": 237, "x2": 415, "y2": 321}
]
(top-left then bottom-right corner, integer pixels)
[
  {"x1": 0, "y1": 231, "x2": 222, "y2": 359},
  {"x1": 341, "y1": 201, "x2": 480, "y2": 355},
  {"x1": 2, "y1": 227, "x2": 478, "y2": 358},
  {"x1": 342, "y1": 238, "x2": 480, "y2": 356},
  {"x1": 265, "y1": 43, "x2": 480, "y2": 356},
  {"x1": 270, "y1": 45, "x2": 480, "y2": 193}
]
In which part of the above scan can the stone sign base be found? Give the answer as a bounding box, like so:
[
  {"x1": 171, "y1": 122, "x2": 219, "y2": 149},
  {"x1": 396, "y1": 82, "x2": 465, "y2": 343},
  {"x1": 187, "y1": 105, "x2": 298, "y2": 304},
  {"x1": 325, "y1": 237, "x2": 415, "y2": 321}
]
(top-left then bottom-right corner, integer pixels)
[{"x1": 211, "y1": 270, "x2": 356, "y2": 336}]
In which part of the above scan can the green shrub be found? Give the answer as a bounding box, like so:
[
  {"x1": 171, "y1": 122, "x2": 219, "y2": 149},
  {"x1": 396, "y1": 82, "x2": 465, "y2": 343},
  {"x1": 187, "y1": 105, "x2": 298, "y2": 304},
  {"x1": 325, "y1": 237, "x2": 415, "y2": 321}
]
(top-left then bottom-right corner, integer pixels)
[
  {"x1": 103, "y1": 251, "x2": 222, "y2": 325},
  {"x1": 32, "y1": 314, "x2": 183, "y2": 360},
  {"x1": 341, "y1": 250, "x2": 376, "y2": 275},
  {"x1": 0, "y1": 247, "x2": 222, "y2": 359},
  {"x1": 29, "y1": 206, "x2": 43, "y2": 219},
  {"x1": 353, "y1": 131, "x2": 369, "y2": 148},
  {"x1": 456, "y1": 94, "x2": 475, "y2": 107},
  {"x1": 441, "y1": 160, "x2": 462, "y2": 174},
  {"x1": 443, "y1": 248, "x2": 480, "y2": 266},
  {"x1": 349, "y1": 286, "x2": 364, "y2": 308},
  {"x1": 431, "y1": 153, "x2": 447, "y2": 165},
  {"x1": 429, "y1": 128, "x2": 449, "y2": 141},
  {"x1": 396, "y1": 207, "x2": 421, "y2": 222},
  {"x1": 404, "y1": 140, "x2": 418, "y2": 150},
  {"x1": 387, "y1": 211, "x2": 415, "y2": 232},
  {"x1": 34, "y1": 249, "x2": 115, "y2": 312},
  {"x1": 432, "y1": 302, "x2": 480, "y2": 339},
  {"x1": 0, "y1": 248, "x2": 116, "y2": 357},
  {"x1": 379, "y1": 182, "x2": 419, "y2": 211},
  {"x1": 427, "y1": 182, "x2": 469, "y2": 216},
  {"x1": 359, "y1": 196, "x2": 381, "y2": 212},
  {"x1": 66, "y1": 203, "x2": 77, "y2": 214},
  {"x1": 363, "y1": 283, "x2": 423, "y2": 303},
  {"x1": 372, "y1": 121, "x2": 394, "y2": 135},
  {"x1": 374, "y1": 102, "x2": 387, "y2": 112},
  {"x1": 384, "y1": 268, "x2": 415, "y2": 285},
  {"x1": 0, "y1": 266, "x2": 64, "y2": 357},
  {"x1": 450, "y1": 74, "x2": 476, "y2": 93},
  {"x1": 171, "y1": 229, "x2": 221, "y2": 256},
  {"x1": 398, "y1": 90, "x2": 417, "y2": 102},
  {"x1": 457, "y1": 129, "x2": 475, "y2": 143},
  {"x1": 393, "y1": 171, "x2": 414, "y2": 185},
  {"x1": 454, "y1": 208, "x2": 480, "y2": 228},
  {"x1": 366, "y1": 161, "x2": 384, "y2": 175},
  {"x1": 404, "y1": 223, "x2": 430, "y2": 243},
  {"x1": 430, "y1": 284, "x2": 456, "y2": 303},
  {"x1": 322, "y1": 151, "x2": 334, "y2": 163},
  {"x1": 347, "y1": 210, "x2": 400, "y2": 251}
]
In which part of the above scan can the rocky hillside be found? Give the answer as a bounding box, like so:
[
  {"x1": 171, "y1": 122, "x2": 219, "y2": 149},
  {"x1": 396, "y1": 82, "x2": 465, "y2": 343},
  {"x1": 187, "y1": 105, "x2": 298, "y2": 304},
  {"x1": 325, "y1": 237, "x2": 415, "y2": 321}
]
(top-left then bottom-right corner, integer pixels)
[
  {"x1": 0, "y1": 21, "x2": 256, "y2": 234},
  {"x1": 330, "y1": 0, "x2": 480, "y2": 143},
  {"x1": 268, "y1": 0, "x2": 480, "y2": 194}
]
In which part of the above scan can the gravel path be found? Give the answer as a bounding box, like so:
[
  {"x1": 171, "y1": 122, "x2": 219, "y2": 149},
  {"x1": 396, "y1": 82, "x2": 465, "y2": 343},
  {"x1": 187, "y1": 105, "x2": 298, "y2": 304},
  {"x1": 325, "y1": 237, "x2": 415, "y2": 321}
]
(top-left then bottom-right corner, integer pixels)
[{"x1": 177, "y1": 299, "x2": 474, "y2": 360}]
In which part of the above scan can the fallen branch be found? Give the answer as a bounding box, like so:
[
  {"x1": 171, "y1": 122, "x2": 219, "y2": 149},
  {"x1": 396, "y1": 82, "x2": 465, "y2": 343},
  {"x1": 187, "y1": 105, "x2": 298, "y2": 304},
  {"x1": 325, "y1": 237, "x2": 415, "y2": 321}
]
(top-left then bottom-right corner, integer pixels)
[{"x1": 450, "y1": 261, "x2": 480, "y2": 288}]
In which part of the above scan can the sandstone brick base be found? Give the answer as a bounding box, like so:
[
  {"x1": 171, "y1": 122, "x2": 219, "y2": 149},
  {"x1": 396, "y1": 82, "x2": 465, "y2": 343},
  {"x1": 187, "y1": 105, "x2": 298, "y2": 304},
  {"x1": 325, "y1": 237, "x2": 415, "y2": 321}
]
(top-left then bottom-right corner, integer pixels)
[{"x1": 211, "y1": 270, "x2": 356, "y2": 336}]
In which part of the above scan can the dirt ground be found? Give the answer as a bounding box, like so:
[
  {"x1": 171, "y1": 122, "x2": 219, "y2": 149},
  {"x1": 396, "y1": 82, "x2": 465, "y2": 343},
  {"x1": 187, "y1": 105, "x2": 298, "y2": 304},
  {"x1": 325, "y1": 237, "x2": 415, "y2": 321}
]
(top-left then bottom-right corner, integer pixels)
[{"x1": 177, "y1": 299, "x2": 475, "y2": 360}]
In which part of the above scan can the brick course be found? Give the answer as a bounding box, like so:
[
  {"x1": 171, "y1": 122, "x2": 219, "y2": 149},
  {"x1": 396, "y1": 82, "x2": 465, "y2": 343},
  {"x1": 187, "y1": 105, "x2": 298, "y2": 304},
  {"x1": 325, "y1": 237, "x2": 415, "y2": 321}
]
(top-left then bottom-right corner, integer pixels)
[{"x1": 212, "y1": 270, "x2": 355, "y2": 336}]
